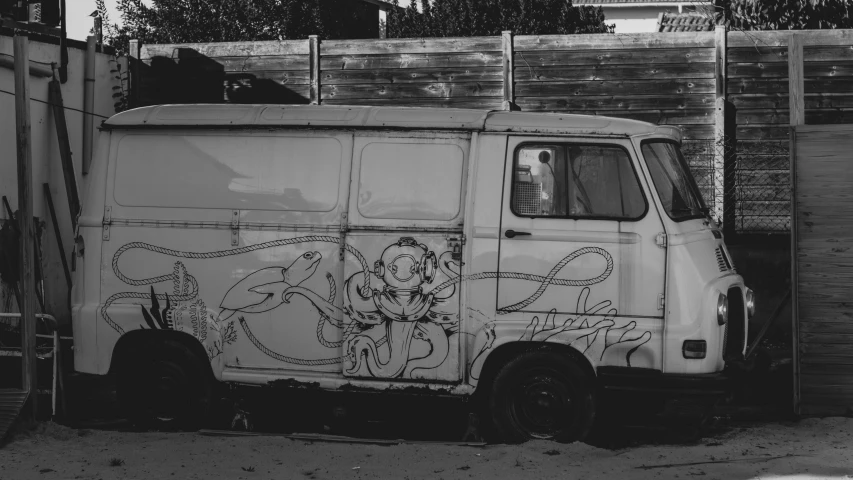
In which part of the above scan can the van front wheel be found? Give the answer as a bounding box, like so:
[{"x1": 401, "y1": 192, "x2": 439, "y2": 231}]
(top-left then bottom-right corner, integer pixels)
[
  {"x1": 489, "y1": 350, "x2": 595, "y2": 443},
  {"x1": 116, "y1": 339, "x2": 211, "y2": 430}
]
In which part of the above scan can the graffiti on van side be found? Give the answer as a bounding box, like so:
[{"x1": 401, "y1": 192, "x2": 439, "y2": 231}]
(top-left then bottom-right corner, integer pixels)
[
  {"x1": 470, "y1": 287, "x2": 652, "y2": 379},
  {"x1": 217, "y1": 252, "x2": 322, "y2": 321},
  {"x1": 136, "y1": 281, "x2": 237, "y2": 361},
  {"x1": 104, "y1": 235, "x2": 646, "y2": 378},
  {"x1": 283, "y1": 237, "x2": 460, "y2": 378}
]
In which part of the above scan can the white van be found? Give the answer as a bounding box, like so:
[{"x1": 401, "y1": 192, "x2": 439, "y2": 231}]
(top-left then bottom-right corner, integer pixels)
[{"x1": 73, "y1": 104, "x2": 753, "y2": 442}]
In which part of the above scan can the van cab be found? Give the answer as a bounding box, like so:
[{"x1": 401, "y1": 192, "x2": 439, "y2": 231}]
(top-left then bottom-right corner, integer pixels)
[{"x1": 73, "y1": 104, "x2": 752, "y2": 442}]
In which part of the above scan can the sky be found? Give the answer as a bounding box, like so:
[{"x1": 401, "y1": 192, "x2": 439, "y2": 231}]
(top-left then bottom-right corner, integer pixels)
[{"x1": 66, "y1": 0, "x2": 123, "y2": 42}]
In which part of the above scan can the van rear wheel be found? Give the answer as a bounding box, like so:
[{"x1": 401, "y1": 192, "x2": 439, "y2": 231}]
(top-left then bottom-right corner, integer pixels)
[
  {"x1": 116, "y1": 339, "x2": 211, "y2": 430},
  {"x1": 489, "y1": 349, "x2": 595, "y2": 443}
]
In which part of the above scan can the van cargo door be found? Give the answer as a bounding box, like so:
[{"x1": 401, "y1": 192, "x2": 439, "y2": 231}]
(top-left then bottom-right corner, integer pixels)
[{"x1": 341, "y1": 133, "x2": 470, "y2": 382}]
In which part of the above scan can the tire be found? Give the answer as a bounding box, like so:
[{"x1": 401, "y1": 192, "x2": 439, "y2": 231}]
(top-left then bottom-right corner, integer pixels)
[
  {"x1": 116, "y1": 339, "x2": 212, "y2": 430},
  {"x1": 488, "y1": 349, "x2": 595, "y2": 443}
]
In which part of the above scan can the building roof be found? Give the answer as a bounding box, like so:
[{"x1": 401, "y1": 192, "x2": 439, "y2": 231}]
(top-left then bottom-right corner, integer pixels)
[
  {"x1": 575, "y1": 0, "x2": 708, "y2": 5},
  {"x1": 103, "y1": 104, "x2": 681, "y2": 140},
  {"x1": 657, "y1": 12, "x2": 719, "y2": 32}
]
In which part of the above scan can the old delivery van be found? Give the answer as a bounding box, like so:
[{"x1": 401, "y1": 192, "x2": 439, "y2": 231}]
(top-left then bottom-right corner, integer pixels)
[{"x1": 73, "y1": 104, "x2": 753, "y2": 442}]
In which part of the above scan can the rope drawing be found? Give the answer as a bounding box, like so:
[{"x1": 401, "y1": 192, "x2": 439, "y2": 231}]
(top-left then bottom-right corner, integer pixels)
[
  {"x1": 101, "y1": 236, "x2": 370, "y2": 335},
  {"x1": 104, "y1": 237, "x2": 614, "y2": 370},
  {"x1": 429, "y1": 246, "x2": 614, "y2": 313}
]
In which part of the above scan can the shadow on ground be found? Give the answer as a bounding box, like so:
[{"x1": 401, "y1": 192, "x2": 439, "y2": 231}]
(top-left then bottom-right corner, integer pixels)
[{"x1": 60, "y1": 352, "x2": 794, "y2": 448}]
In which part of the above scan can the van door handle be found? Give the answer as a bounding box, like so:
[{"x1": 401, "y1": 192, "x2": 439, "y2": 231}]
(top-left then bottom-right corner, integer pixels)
[{"x1": 504, "y1": 230, "x2": 531, "y2": 239}]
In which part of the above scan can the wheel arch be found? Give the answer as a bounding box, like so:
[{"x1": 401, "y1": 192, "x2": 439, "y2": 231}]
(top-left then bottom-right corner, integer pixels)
[
  {"x1": 473, "y1": 340, "x2": 597, "y2": 399},
  {"x1": 109, "y1": 329, "x2": 215, "y2": 382}
]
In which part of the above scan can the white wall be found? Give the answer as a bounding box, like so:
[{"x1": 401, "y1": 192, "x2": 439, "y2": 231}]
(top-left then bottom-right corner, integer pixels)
[
  {"x1": 0, "y1": 35, "x2": 119, "y2": 321},
  {"x1": 601, "y1": 4, "x2": 707, "y2": 33}
]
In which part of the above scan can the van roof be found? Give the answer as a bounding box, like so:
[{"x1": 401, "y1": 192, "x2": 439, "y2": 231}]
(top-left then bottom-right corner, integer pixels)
[{"x1": 102, "y1": 104, "x2": 681, "y2": 141}]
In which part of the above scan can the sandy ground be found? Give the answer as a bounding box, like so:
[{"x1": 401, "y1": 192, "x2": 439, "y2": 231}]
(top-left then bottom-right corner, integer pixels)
[{"x1": 1, "y1": 418, "x2": 852, "y2": 480}]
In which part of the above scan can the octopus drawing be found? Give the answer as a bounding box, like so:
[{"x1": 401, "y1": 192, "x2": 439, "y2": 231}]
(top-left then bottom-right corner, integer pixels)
[{"x1": 284, "y1": 237, "x2": 460, "y2": 379}]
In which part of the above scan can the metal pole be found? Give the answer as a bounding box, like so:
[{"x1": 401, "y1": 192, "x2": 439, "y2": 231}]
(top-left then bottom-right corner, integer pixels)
[
  {"x1": 14, "y1": 31, "x2": 38, "y2": 419},
  {"x1": 82, "y1": 36, "x2": 96, "y2": 175}
]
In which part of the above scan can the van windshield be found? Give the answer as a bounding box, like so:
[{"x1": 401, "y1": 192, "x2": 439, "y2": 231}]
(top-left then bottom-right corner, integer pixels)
[{"x1": 641, "y1": 141, "x2": 708, "y2": 221}]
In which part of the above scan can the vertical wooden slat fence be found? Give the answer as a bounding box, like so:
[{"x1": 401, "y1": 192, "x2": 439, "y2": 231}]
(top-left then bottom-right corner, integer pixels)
[{"x1": 793, "y1": 123, "x2": 853, "y2": 416}]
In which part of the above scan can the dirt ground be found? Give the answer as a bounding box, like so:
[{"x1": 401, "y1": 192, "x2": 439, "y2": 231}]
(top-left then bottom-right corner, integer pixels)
[{"x1": 1, "y1": 417, "x2": 852, "y2": 480}]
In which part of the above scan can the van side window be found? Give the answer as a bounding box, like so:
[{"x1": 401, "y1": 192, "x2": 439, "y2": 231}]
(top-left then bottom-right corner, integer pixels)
[
  {"x1": 113, "y1": 134, "x2": 342, "y2": 212},
  {"x1": 357, "y1": 142, "x2": 464, "y2": 221},
  {"x1": 511, "y1": 144, "x2": 646, "y2": 220}
]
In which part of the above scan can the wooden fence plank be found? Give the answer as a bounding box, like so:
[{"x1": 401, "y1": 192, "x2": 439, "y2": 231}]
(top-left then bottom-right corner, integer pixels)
[
  {"x1": 322, "y1": 67, "x2": 502, "y2": 84},
  {"x1": 141, "y1": 40, "x2": 308, "y2": 58},
  {"x1": 309, "y1": 36, "x2": 319, "y2": 105},
  {"x1": 514, "y1": 48, "x2": 714, "y2": 67},
  {"x1": 728, "y1": 63, "x2": 790, "y2": 79},
  {"x1": 804, "y1": 45, "x2": 853, "y2": 61},
  {"x1": 514, "y1": 32, "x2": 714, "y2": 50},
  {"x1": 728, "y1": 46, "x2": 788, "y2": 63},
  {"x1": 728, "y1": 78, "x2": 788, "y2": 94},
  {"x1": 320, "y1": 52, "x2": 502, "y2": 70},
  {"x1": 790, "y1": 34, "x2": 805, "y2": 126},
  {"x1": 513, "y1": 63, "x2": 715, "y2": 81},
  {"x1": 143, "y1": 55, "x2": 310, "y2": 72},
  {"x1": 513, "y1": 94, "x2": 713, "y2": 111},
  {"x1": 321, "y1": 37, "x2": 502, "y2": 56},
  {"x1": 502, "y1": 31, "x2": 514, "y2": 111},
  {"x1": 515, "y1": 79, "x2": 715, "y2": 96},
  {"x1": 507, "y1": 108, "x2": 713, "y2": 125},
  {"x1": 714, "y1": 26, "x2": 727, "y2": 227},
  {"x1": 321, "y1": 82, "x2": 504, "y2": 100}
]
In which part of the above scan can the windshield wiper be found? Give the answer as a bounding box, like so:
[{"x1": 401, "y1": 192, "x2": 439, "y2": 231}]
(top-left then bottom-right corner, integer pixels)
[{"x1": 671, "y1": 207, "x2": 702, "y2": 216}]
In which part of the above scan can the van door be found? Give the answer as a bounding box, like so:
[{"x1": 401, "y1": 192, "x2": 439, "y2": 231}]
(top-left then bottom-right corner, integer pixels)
[
  {"x1": 496, "y1": 137, "x2": 665, "y2": 370},
  {"x1": 340, "y1": 133, "x2": 469, "y2": 382}
]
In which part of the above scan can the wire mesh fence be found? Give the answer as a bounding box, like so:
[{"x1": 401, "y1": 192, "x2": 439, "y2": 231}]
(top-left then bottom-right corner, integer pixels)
[{"x1": 683, "y1": 138, "x2": 791, "y2": 236}]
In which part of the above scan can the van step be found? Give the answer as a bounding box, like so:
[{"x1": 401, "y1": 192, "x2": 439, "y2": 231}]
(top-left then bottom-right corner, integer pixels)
[{"x1": 0, "y1": 389, "x2": 29, "y2": 439}]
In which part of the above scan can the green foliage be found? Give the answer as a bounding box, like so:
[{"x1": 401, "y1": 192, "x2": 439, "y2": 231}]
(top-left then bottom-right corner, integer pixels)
[
  {"x1": 385, "y1": 0, "x2": 613, "y2": 38},
  {"x1": 715, "y1": 0, "x2": 853, "y2": 30}
]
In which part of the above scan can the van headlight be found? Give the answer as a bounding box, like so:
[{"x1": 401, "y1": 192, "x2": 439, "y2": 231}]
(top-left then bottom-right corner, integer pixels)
[
  {"x1": 745, "y1": 288, "x2": 756, "y2": 318},
  {"x1": 717, "y1": 293, "x2": 728, "y2": 326}
]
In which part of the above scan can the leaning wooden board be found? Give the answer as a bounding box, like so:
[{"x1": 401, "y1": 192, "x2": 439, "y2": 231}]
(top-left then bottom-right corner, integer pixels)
[{"x1": 794, "y1": 123, "x2": 853, "y2": 415}]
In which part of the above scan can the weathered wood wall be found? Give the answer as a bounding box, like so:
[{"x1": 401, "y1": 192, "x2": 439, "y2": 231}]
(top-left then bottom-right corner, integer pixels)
[
  {"x1": 793, "y1": 123, "x2": 853, "y2": 416},
  {"x1": 131, "y1": 29, "x2": 853, "y2": 236},
  {"x1": 512, "y1": 33, "x2": 717, "y2": 210},
  {"x1": 134, "y1": 40, "x2": 311, "y2": 106},
  {"x1": 320, "y1": 37, "x2": 504, "y2": 109}
]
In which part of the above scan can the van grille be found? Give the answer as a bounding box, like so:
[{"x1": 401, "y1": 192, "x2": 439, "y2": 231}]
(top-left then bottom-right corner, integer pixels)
[
  {"x1": 715, "y1": 247, "x2": 732, "y2": 272},
  {"x1": 724, "y1": 287, "x2": 745, "y2": 361}
]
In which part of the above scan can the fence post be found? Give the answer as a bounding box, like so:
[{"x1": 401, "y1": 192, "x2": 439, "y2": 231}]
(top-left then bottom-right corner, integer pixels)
[
  {"x1": 128, "y1": 39, "x2": 139, "y2": 109},
  {"x1": 789, "y1": 33, "x2": 804, "y2": 127},
  {"x1": 14, "y1": 32, "x2": 38, "y2": 420},
  {"x1": 714, "y1": 25, "x2": 729, "y2": 232},
  {"x1": 501, "y1": 31, "x2": 515, "y2": 111},
  {"x1": 309, "y1": 35, "x2": 320, "y2": 105},
  {"x1": 788, "y1": 32, "x2": 804, "y2": 414}
]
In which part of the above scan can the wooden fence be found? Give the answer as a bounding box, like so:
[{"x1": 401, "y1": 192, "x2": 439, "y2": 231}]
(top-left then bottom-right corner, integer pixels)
[
  {"x1": 128, "y1": 29, "x2": 853, "y2": 236},
  {"x1": 793, "y1": 123, "x2": 853, "y2": 416}
]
